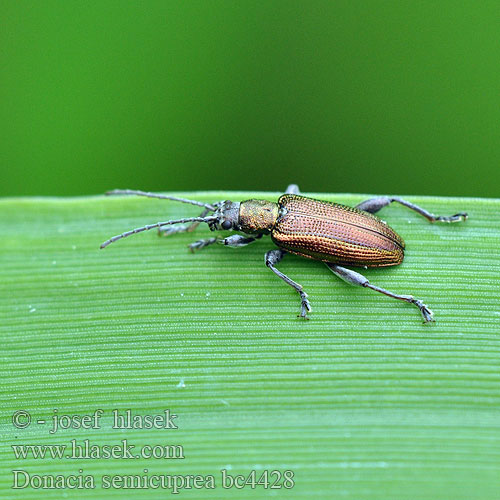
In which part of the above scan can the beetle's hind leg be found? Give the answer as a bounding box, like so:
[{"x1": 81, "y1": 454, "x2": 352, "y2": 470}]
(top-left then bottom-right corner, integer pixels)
[
  {"x1": 326, "y1": 263, "x2": 434, "y2": 323},
  {"x1": 355, "y1": 196, "x2": 467, "y2": 223},
  {"x1": 265, "y1": 249, "x2": 312, "y2": 319}
]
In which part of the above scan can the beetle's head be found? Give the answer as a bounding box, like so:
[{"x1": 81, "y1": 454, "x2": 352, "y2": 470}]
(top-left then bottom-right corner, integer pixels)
[{"x1": 209, "y1": 200, "x2": 241, "y2": 232}]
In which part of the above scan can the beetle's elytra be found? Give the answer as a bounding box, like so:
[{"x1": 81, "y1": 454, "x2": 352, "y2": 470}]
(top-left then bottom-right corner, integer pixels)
[
  {"x1": 272, "y1": 194, "x2": 405, "y2": 267},
  {"x1": 100, "y1": 184, "x2": 468, "y2": 323}
]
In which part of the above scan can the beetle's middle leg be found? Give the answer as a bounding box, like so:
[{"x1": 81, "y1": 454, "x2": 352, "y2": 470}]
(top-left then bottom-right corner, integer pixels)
[
  {"x1": 355, "y1": 196, "x2": 467, "y2": 223},
  {"x1": 265, "y1": 249, "x2": 312, "y2": 319},
  {"x1": 325, "y1": 263, "x2": 434, "y2": 323}
]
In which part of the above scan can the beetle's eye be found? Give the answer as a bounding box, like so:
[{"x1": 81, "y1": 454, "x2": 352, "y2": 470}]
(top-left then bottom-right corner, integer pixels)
[{"x1": 221, "y1": 220, "x2": 232, "y2": 230}]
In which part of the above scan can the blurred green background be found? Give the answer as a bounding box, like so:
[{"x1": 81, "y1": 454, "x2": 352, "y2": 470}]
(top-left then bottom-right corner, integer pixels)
[{"x1": 2, "y1": 0, "x2": 499, "y2": 198}]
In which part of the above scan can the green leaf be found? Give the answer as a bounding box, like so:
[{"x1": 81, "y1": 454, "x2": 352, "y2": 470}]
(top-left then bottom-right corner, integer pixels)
[{"x1": 1, "y1": 192, "x2": 499, "y2": 499}]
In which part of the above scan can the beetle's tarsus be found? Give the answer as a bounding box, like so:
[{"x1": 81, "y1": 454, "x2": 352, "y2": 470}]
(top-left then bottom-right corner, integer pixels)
[
  {"x1": 435, "y1": 212, "x2": 468, "y2": 223},
  {"x1": 298, "y1": 291, "x2": 312, "y2": 319},
  {"x1": 188, "y1": 238, "x2": 218, "y2": 252},
  {"x1": 413, "y1": 299, "x2": 435, "y2": 323}
]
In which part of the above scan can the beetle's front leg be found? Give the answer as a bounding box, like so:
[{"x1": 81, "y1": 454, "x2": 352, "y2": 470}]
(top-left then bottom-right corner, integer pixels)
[
  {"x1": 355, "y1": 196, "x2": 467, "y2": 223},
  {"x1": 188, "y1": 237, "x2": 219, "y2": 252},
  {"x1": 265, "y1": 249, "x2": 312, "y2": 319},
  {"x1": 189, "y1": 234, "x2": 261, "y2": 252},
  {"x1": 326, "y1": 263, "x2": 434, "y2": 323},
  {"x1": 221, "y1": 234, "x2": 262, "y2": 247}
]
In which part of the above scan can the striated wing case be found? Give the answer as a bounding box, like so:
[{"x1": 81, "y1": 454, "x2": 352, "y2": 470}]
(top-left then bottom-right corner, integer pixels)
[{"x1": 272, "y1": 194, "x2": 405, "y2": 267}]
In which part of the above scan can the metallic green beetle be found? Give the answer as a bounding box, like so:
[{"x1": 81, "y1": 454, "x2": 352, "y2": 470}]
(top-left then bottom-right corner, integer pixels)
[{"x1": 100, "y1": 185, "x2": 467, "y2": 322}]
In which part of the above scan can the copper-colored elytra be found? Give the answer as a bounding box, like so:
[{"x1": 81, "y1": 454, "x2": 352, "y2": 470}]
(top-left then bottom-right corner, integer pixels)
[{"x1": 271, "y1": 195, "x2": 404, "y2": 267}]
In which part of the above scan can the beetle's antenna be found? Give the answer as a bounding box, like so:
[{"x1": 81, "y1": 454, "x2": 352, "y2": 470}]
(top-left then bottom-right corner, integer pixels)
[
  {"x1": 100, "y1": 216, "x2": 217, "y2": 249},
  {"x1": 106, "y1": 189, "x2": 216, "y2": 211}
]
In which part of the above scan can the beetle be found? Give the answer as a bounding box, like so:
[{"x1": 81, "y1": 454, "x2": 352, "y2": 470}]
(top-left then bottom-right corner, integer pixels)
[{"x1": 100, "y1": 185, "x2": 467, "y2": 322}]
